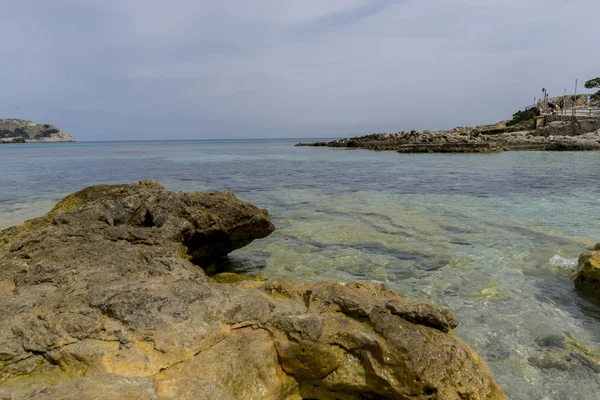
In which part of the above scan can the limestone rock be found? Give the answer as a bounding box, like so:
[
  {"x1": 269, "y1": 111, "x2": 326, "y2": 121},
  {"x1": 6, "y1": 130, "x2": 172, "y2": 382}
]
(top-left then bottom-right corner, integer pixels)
[
  {"x1": 296, "y1": 121, "x2": 600, "y2": 153},
  {"x1": 572, "y1": 251, "x2": 600, "y2": 296},
  {"x1": 0, "y1": 181, "x2": 506, "y2": 399}
]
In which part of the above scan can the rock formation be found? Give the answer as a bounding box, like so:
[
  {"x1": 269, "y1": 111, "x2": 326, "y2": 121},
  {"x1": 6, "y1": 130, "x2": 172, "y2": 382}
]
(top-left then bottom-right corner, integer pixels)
[
  {"x1": 296, "y1": 119, "x2": 600, "y2": 153},
  {"x1": 538, "y1": 94, "x2": 598, "y2": 112},
  {"x1": 572, "y1": 250, "x2": 600, "y2": 296},
  {"x1": 0, "y1": 181, "x2": 506, "y2": 399},
  {"x1": 0, "y1": 119, "x2": 75, "y2": 143}
]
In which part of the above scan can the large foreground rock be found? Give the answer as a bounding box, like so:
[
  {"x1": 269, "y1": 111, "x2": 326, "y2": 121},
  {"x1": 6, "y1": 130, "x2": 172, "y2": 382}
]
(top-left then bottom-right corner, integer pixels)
[{"x1": 0, "y1": 181, "x2": 506, "y2": 399}]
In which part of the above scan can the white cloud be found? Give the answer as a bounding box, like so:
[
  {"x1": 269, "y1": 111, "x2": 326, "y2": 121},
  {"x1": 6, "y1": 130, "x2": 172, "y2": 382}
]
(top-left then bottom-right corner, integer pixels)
[{"x1": 0, "y1": 0, "x2": 599, "y2": 139}]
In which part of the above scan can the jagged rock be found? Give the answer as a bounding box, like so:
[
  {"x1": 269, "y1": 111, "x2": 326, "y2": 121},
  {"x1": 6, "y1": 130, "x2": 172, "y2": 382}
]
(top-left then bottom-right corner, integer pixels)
[
  {"x1": 396, "y1": 143, "x2": 502, "y2": 153},
  {"x1": 296, "y1": 121, "x2": 600, "y2": 153},
  {"x1": 385, "y1": 299, "x2": 458, "y2": 332},
  {"x1": 536, "y1": 119, "x2": 600, "y2": 138},
  {"x1": 572, "y1": 251, "x2": 600, "y2": 296},
  {"x1": 0, "y1": 181, "x2": 506, "y2": 399}
]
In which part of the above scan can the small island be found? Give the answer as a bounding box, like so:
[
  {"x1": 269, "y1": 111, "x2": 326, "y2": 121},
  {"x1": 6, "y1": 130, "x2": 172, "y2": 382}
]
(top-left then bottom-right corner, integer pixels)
[{"x1": 0, "y1": 118, "x2": 75, "y2": 143}]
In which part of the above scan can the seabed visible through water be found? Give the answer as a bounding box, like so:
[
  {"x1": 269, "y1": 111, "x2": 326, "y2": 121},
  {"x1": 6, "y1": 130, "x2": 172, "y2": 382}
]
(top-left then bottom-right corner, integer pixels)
[{"x1": 1, "y1": 140, "x2": 600, "y2": 399}]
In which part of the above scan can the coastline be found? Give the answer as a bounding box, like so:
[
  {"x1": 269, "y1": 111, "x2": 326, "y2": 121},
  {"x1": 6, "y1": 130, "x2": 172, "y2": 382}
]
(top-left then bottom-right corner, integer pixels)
[
  {"x1": 2, "y1": 140, "x2": 600, "y2": 399},
  {"x1": 0, "y1": 118, "x2": 75, "y2": 144},
  {"x1": 0, "y1": 138, "x2": 77, "y2": 144},
  {"x1": 297, "y1": 115, "x2": 600, "y2": 153}
]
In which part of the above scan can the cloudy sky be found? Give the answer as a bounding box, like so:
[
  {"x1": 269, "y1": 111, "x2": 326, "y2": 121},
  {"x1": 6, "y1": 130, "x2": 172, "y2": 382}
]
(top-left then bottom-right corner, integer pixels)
[{"x1": 1, "y1": 0, "x2": 599, "y2": 141}]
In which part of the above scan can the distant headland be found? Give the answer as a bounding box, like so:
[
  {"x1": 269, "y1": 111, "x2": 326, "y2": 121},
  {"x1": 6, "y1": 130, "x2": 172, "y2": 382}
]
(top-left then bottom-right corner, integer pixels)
[
  {"x1": 0, "y1": 119, "x2": 75, "y2": 143},
  {"x1": 297, "y1": 95, "x2": 600, "y2": 153}
]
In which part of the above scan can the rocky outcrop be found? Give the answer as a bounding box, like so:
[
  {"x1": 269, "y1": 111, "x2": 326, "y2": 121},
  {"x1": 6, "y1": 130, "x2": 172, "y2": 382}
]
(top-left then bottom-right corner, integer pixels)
[
  {"x1": 538, "y1": 94, "x2": 598, "y2": 112},
  {"x1": 297, "y1": 121, "x2": 600, "y2": 153},
  {"x1": 0, "y1": 119, "x2": 75, "y2": 143},
  {"x1": 536, "y1": 118, "x2": 600, "y2": 137},
  {"x1": 0, "y1": 181, "x2": 506, "y2": 399},
  {"x1": 0, "y1": 137, "x2": 26, "y2": 144},
  {"x1": 396, "y1": 143, "x2": 502, "y2": 153},
  {"x1": 572, "y1": 251, "x2": 600, "y2": 296}
]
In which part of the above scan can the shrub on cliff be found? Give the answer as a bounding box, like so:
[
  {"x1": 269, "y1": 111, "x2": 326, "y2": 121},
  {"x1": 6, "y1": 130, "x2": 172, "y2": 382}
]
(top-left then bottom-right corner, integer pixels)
[
  {"x1": 39, "y1": 127, "x2": 60, "y2": 136},
  {"x1": 585, "y1": 77, "x2": 600, "y2": 102},
  {"x1": 585, "y1": 77, "x2": 600, "y2": 90},
  {"x1": 506, "y1": 106, "x2": 540, "y2": 127},
  {"x1": 0, "y1": 127, "x2": 29, "y2": 139}
]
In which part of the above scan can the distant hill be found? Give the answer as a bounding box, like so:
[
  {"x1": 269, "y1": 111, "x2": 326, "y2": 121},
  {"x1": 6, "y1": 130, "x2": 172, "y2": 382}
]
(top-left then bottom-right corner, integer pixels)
[{"x1": 0, "y1": 119, "x2": 75, "y2": 143}]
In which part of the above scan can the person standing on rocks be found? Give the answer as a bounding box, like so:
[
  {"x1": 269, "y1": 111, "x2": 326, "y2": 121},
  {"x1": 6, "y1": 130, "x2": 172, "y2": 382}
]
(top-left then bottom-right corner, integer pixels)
[{"x1": 560, "y1": 99, "x2": 565, "y2": 115}]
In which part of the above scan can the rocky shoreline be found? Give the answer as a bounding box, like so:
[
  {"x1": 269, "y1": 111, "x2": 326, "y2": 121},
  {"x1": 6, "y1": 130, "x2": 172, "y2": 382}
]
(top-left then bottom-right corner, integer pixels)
[
  {"x1": 297, "y1": 117, "x2": 600, "y2": 153},
  {"x1": 572, "y1": 244, "x2": 600, "y2": 298},
  {"x1": 0, "y1": 119, "x2": 75, "y2": 143},
  {"x1": 0, "y1": 180, "x2": 507, "y2": 399}
]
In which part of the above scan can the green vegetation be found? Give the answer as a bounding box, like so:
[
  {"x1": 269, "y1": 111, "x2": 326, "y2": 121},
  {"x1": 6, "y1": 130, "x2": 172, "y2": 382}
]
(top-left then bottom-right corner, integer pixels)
[
  {"x1": 48, "y1": 191, "x2": 90, "y2": 216},
  {"x1": 0, "y1": 127, "x2": 29, "y2": 139},
  {"x1": 506, "y1": 106, "x2": 540, "y2": 127},
  {"x1": 585, "y1": 77, "x2": 600, "y2": 101},
  {"x1": 585, "y1": 77, "x2": 600, "y2": 90},
  {"x1": 39, "y1": 127, "x2": 59, "y2": 137}
]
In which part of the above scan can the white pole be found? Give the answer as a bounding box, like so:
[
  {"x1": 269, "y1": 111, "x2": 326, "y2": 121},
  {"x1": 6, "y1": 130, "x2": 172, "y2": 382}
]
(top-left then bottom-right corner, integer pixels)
[
  {"x1": 573, "y1": 77, "x2": 578, "y2": 117},
  {"x1": 573, "y1": 76, "x2": 579, "y2": 116}
]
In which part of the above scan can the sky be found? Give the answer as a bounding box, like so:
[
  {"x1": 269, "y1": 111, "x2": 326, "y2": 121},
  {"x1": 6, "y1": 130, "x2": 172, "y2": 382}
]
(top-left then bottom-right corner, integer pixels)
[{"x1": 1, "y1": 0, "x2": 599, "y2": 141}]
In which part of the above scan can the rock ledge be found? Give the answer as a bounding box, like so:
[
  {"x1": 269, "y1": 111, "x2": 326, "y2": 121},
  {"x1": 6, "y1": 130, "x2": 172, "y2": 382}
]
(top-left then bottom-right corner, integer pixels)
[{"x1": 0, "y1": 181, "x2": 506, "y2": 399}]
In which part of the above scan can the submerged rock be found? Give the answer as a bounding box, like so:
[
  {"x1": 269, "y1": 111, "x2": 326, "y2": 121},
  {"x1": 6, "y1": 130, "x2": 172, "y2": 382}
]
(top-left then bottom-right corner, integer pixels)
[
  {"x1": 0, "y1": 181, "x2": 506, "y2": 399},
  {"x1": 529, "y1": 333, "x2": 600, "y2": 374}
]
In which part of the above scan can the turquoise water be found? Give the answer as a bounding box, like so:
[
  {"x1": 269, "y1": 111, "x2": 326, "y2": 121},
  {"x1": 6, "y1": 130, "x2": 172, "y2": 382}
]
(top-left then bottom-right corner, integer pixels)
[{"x1": 1, "y1": 140, "x2": 600, "y2": 399}]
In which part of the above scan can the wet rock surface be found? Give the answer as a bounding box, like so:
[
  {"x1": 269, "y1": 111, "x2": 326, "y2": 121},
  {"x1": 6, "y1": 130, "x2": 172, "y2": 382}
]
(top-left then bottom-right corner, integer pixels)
[
  {"x1": 572, "y1": 251, "x2": 600, "y2": 297},
  {"x1": 0, "y1": 181, "x2": 506, "y2": 399}
]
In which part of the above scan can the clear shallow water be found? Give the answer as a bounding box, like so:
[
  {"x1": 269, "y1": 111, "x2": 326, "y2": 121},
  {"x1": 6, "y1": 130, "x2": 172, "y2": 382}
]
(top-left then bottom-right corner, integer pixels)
[{"x1": 1, "y1": 140, "x2": 600, "y2": 398}]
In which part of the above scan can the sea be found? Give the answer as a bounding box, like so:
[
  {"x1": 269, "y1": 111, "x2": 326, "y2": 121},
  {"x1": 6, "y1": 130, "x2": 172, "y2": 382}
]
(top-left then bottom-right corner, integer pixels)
[{"x1": 1, "y1": 139, "x2": 600, "y2": 399}]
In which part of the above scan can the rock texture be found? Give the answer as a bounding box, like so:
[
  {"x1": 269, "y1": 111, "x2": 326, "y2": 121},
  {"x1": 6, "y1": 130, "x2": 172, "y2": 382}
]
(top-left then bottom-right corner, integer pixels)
[
  {"x1": 0, "y1": 119, "x2": 75, "y2": 143},
  {"x1": 538, "y1": 94, "x2": 598, "y2": 112},
  {"x1": 528, "y1": 332, "x2": 600, "y2": 374},
  {"x1": 0, "y1": 181, "x2": 506, "y2": 399},
  {"x1": 572, "y1": 251, "x2": 600, "y2": 296},
  {"x1": 297, "y1": 120, "x2": 600, "y2": 153}
]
